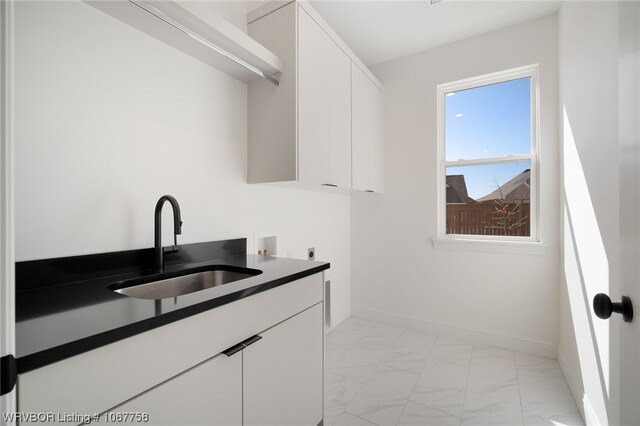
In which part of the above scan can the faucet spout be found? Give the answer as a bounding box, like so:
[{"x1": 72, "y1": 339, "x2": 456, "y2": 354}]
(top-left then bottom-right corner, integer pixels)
[{"x1": 154, "y1": 195, "x2": 182, "y2": 273}]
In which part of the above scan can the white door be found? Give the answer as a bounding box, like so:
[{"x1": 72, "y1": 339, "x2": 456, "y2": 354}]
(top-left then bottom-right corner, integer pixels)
[
  {"x1": 0, "y1": 0, "x2": 16, "y2": 422},
  {"x1": 561, "y1": 2, "x2": 639, "y2": 424},
  {"x1": 617, "y1": 2, "x2": 640, "y2": 424}
]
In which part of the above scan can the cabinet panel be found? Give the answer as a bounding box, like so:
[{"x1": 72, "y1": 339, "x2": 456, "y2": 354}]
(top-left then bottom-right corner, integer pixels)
[
  {"x1": 97, "y1": 354, "x2": 241, "y2": 425},
  {"x1": 372, "y1": 81, "x2": 385, "y2": 193},
  {"x1": 298, "y1": 7, "x2": 351, "y2": 188},
  {"x1": 248, "y1": 2, "x2": 297, "y2": 183},
  {"x1": 352, "y1": 63, "x2": 373, "y2": 191},
  {"x1": 243, "y1": 303, "x2": 324, "y2": 425},
  {"x1": 352, "y1": 63, "x2": 384, "y2": 193}
]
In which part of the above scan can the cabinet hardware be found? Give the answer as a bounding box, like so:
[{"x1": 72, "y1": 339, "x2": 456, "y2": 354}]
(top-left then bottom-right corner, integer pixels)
[
  {"x1": 222, "y1": 343, "x2": 246, "y2": 357},
  {"x1": 1, "y1": 354, "x2": 17, "y2": 395},
  {"x1": 241, "y1": 335, "x2": 262, "y2": 347},
  {"x1": 322, "y1": 184, "x2": 338, "y2": 187},
  {"x1": 222, "y1": 335, "x2": 263, "y2": 357},
  {"x1": 365, "y1": 190, "x2": 375, "y2": 193}
]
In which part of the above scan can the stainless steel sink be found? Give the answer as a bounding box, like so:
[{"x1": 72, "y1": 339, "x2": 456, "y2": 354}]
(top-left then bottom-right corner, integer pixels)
[{"x1": 109, "y1": 266, "x2": 262, "y2": 300}]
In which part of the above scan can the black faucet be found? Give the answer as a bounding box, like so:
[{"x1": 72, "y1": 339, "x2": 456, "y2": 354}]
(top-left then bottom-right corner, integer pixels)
[{"x1": 154, "y1": 195, "x2": 182, "y2": 273}]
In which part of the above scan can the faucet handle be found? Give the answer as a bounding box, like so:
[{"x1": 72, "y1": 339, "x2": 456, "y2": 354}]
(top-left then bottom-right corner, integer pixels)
[{"x1": 163, "y1": 246, "x2": 180, "y2": 255}]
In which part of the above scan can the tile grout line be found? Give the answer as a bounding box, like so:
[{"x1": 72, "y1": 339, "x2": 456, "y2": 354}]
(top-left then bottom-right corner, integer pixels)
[
  {"x1": 402, "y1": 396, "x2": 464, "y2": 422},
  {"x1": 459, "y1": 346, "x2": 477, "y2": 423},
  {"x1": 324, "y1": 321, "x2": 377, "y2": 424},
  {"x1": 393, "y1": 328, "x2": 442, "y2": 422},
  {"x1": 394, "y1": 399, "x2": 411, "y2": 425},
  {"x1": 399, "y1": 334, "x2": 467, "y2": 424},
  {"x1": 515, "y1": 363, "x2": 526, "y2": 422},
  {"x1": 337, "y1": 322, "x2": 407, "y2": 425},
  {"x1": 359, "y1": 323, "x2": 408, "y2": 425}
]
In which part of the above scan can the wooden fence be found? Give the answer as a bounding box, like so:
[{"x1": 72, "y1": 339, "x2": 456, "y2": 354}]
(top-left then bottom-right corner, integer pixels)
[{"x1": 446, "y1": 202, "x2": 530, "y2": 236}]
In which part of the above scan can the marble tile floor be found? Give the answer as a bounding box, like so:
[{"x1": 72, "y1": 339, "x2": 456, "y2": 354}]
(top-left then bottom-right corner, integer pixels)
[{"x1": 324, "y1": 317, "x2": 584, "y2": 426}]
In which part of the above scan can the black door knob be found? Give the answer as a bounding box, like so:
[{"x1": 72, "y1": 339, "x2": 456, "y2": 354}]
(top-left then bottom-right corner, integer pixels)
[{"x1": 593, "y1": 293, "x2": 633, "y2": 323}]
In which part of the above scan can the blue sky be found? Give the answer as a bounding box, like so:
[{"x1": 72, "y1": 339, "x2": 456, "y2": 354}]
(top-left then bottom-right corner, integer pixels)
[{"x1": 445, "y1": 77, "x2": 531, "y2": 199}]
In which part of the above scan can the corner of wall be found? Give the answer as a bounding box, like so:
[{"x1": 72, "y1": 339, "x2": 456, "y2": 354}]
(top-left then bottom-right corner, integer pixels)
[{"x1": 557, "y1": 345, "x2": 585, "y2": 421}]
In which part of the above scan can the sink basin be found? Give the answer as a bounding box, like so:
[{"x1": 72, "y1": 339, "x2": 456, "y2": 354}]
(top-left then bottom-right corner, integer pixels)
[{"x1": 109, "y1": 265, "x2": 262, "y2": 300}]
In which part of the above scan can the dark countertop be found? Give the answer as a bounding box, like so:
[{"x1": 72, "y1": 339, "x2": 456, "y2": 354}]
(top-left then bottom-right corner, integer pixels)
[{"x1": 15, "y1": 243, "x2": 329, "y2": 374}]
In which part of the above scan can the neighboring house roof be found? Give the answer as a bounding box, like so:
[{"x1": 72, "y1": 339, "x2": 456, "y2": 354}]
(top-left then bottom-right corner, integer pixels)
[
  {"x1": 446, "y1": 175, "x2": 476, "y2": 203},
  {"x1": 477, "y1": 169, "x2": 531, "y2": 203}
]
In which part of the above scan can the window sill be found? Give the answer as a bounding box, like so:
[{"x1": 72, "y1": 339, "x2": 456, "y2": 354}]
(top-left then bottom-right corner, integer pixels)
[{"x1": 431, "y1": 238, "x2": 549, "y2": 255}]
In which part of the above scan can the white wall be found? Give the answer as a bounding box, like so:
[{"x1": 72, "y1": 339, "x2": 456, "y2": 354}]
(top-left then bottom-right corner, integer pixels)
[
  {"x1": 350, "y1": 15, "x2": 560, "y2": 356},
  {"x1": 13, "y1": 0, "x2": 350, "y2": 325},
  {"x1": 558, "y1": 2, "x2": 639, "y2": 425}
]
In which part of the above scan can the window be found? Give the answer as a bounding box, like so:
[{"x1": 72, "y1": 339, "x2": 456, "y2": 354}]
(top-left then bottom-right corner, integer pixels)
[{"x1": 437, "y1": 65, "x2": 539, "y2": 242}]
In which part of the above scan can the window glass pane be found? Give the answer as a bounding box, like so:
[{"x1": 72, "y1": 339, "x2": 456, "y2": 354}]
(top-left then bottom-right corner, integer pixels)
[
  {"x1": 445, "y1": 77, "x2": 531, "y2": 161},
  {"x1": 446, "y1": 162, "x2": 531, "y2": 236}
]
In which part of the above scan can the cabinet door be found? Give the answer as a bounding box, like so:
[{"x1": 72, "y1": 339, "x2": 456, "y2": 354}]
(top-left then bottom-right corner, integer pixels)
[
  {"x1": 298, "y1": 6, "x2": 351, "y2": 188},
  {"x1": 243, "y1": 303, "x2": 323, "y2": 425},
  {"x1": 98, "y1": 353, "x2": 241, "y2": 425},
  {"x1": 352, "y1": 63, "x2": 384, "y2": 193}
]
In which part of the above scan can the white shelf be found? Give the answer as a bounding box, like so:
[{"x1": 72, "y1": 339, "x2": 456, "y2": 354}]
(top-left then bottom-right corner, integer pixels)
[{"x1": 86, "y1": 0, "x2": 283, "y2": 84}]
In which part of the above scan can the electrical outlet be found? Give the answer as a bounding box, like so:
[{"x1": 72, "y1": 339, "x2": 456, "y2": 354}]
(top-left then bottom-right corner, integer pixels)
[{"x1": 308, "y1": 247, "x2": 315, "y2": 261}]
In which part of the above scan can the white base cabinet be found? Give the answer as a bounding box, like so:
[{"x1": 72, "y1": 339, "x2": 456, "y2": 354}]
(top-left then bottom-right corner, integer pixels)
[
  {"x1": 101, "y1": 304, "x2": 323, "y2": 426},
  {"x1": 17, "y1": 273, "x2": 324, "y2": 426},
  {"x1": 244, "y1": 304, "x2": 323, "y2": 425},
  {"x1": 98, "y1": 354, "x2": 242, "y2": 425}
]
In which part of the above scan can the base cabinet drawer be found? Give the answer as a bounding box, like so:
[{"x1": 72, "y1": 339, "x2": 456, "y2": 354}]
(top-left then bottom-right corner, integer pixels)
[{"x1": 97, "y1": 353, "x2": 241, "y2": 425}]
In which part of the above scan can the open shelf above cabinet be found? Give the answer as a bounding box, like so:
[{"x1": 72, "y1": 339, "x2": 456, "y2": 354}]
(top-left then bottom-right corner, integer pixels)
[{"x1": 86, "y1": 0, "x2": 283, "y2": 84}]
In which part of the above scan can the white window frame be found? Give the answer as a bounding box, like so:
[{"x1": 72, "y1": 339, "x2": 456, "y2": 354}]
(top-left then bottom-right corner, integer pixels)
[{"x1": 435, "y1": 64, "x2": 541, "y2": 246}]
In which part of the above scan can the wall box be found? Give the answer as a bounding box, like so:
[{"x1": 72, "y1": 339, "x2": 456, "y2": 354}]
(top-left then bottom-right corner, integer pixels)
[
  {"x1": 247, "y1": 0, "x2": 385, "y2": 193},
  {"x1": 255, "y1": 234, "x2": 277, "y2": 256}
]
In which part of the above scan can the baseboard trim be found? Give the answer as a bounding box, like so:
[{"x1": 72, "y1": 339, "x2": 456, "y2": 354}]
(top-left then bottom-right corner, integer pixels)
[
  {"x1": 557, "y1": 348, "x2": 586, "y2": 422},
  {"x1": 351, "y1": 306, "x2": 557, "y2": 358}
]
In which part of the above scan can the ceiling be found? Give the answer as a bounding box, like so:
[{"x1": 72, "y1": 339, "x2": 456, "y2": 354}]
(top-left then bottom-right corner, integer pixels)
[
  {"x1": 308, "y1": 0, "x2": 561, "y2": 66},
  {"x1": 209, "y1": 0, "x2": 561, "y2": 67}
]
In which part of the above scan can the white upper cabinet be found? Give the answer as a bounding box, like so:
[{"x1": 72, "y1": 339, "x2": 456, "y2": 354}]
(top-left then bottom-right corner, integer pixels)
[
  {"x1": 248, "y1": 1, "x2": 384, "y2": 192},
  {"x1": 298, "y1": 7, "x2": 351, "y2": 188},
  {"x1": 352, "y1": 63, "x2": 385, "y2": 193}
]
